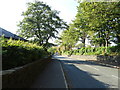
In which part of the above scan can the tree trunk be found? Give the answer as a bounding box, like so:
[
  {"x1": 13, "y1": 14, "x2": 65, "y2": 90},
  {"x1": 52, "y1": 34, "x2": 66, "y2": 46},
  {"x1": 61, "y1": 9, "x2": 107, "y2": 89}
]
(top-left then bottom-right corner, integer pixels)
[
  {"x1": 106, "y1": 40, "x2": 109, "y2": 48},
  {"x1": 83, "y1": 38, "x2": 85, "y2": 47}
]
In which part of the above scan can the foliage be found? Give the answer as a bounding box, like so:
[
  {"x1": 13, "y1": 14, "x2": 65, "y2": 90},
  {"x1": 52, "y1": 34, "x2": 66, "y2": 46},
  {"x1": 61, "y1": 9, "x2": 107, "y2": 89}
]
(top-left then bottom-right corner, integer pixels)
[
  {"x1": 58, "y1": 2, "x2": 120, "y2": 51},
  {"x1": 73, "y1": 13, "x2": 90, "y2": 47},
  {"x1": 1, "y1": 37, "x2": 49, "y2": 70},
  {"x1": 47, "y1": 47, "x2": 57, "y2": 55},
  {"x1": 62, "y1": 46, "x2": 120, "y2": 56},
  {"x1": 60, "y1": 27, "x2": 79, "y2": 50},
  {"x1": 78, "y1": 2, "x2": 120, "y2": 47},
  {"x1": 17, "y1": 1, "x2": 68, "y2": 48}
]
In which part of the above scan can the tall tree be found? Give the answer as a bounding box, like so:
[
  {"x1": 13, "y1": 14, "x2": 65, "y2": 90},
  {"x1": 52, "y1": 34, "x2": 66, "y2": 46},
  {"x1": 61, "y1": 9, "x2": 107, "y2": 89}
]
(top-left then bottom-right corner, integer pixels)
[
  {"x1": 60, "y1": 24, "x2": 79, "y2": 51},
  {"x1": 78, "y1": 2, "x2": 120, "y2": 47},
  {"x1": 73, "y1": 17, "x2": 89, "y2": 47},
  {"x1": 17, "y1": 1, "x2": 68, "y2": 47}
]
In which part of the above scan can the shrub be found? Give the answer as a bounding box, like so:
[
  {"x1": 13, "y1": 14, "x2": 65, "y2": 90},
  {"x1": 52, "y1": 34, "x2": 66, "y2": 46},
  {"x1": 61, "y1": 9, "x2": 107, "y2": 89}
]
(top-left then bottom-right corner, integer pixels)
[
  {"x1": 1, "y1": 37, "x2": 49, "y2": 70},
  {"x1": 47, "y1": 47, "x2": 57, "y2": 55},
  {"x1": 62, "y1": 46, "x2": 119, "y2": 56}
]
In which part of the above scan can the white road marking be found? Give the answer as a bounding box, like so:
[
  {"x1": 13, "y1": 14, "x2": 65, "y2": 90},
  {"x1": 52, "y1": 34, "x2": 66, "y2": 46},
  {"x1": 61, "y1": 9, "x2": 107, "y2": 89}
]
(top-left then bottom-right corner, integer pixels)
[
  {"x1": 93, "y1": 68, "x2": 99, "y2": 71},
  {"x1": 85, "y1": 65, "x2": 92, "y2": 67},
  {"x1": 112, "y1": 75, "x2": 120, "y2": 79},
  {"x1": 59, "y1": 61, "x2": 68, "y2": 89},
  {"x1": 67, "y1": 63, "x2": 73, "y2": 65},
  {"x1": 85, "y1": 65, "x2": 99, "y2": 71},
  {"x1": 75, "y1": 65, "x2": 88, "y2": 72}
]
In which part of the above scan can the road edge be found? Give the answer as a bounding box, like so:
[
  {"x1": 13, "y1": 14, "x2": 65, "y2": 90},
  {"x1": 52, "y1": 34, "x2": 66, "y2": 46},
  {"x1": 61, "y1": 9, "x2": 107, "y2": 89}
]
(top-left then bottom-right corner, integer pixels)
[
  {"x1": 88, "y1": 60, "x2": 120, "y2": 69},
  {"x1": 59, "y1": 60, "x2": 74, "y2": 89},
  {"x1": 58, "y1": 60, "x2": 69, "y2": 89},
  {"x1": 65, "y1": 56, "x2": 120, "y2": 69}
]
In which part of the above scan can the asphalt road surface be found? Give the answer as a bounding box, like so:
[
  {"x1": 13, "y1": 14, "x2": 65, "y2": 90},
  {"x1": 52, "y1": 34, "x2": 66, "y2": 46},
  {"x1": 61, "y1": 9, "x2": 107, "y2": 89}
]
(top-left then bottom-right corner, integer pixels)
[
  {"x1": 31, "y1": 59, "x2": 67, "y2": 88},
  {"x1": 54, "y1": 56, "x2": 119, "y2": 88}
]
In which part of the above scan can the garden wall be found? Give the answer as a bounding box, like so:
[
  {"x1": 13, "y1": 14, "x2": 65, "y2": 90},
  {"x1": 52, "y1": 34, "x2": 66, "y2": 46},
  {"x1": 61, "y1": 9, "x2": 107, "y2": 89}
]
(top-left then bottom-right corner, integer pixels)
[
  {"x1": 70, "y1": 55, "x2": 97, "y2": 61},
  {"x1": 69, "y1": 55, "x2": 120, "y2": 66},
  {"x1": 2, "y1": 57, "x2": 51, "y2": 88}
]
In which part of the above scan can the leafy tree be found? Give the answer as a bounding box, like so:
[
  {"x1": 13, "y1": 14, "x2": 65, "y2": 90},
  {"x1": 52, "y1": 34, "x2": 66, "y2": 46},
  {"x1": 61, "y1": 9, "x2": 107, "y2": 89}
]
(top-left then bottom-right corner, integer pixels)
[
  {"x1": 60, "y1": 29, "x2": 78, "y2": 51},
  {"x1": 73, "y1": 17, "x2": 90, "y2": 47},
  {"x1": 17, "y1": 1, "x2": 68, "y2": 48},
  {"x1": 62, "y1": 2, "x2": 120, "y2": 49},
  {"x1": 78, "y1": 2, "x2": 120, "y2": 47},
  {"x1": 55, "y1": 23, "x2": 79, "y2": 51}
]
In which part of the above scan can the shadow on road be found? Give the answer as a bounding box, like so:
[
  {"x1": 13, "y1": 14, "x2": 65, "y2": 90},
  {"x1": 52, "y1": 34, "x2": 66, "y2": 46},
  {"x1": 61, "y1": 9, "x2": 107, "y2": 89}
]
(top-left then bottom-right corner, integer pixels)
[
  {"x1": 62, "y1": 63, "x2": 112, "y2": 88},
  {"x1": 60, "y1": 59, "x2": 111, "y2": 68},
  {"x1": 53, "y1": 56, "x2": 68, "y2": 59}
]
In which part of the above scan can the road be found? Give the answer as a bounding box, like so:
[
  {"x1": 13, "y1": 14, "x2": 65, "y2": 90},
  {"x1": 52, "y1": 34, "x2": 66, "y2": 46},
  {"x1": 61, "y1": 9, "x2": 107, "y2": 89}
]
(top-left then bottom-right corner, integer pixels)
[
  {"x1": 54, "y1": 56, "x2": 119, "y2": 88},
  {"x1": 31, "y1": 59, "x2": 67, "y2": 88}
]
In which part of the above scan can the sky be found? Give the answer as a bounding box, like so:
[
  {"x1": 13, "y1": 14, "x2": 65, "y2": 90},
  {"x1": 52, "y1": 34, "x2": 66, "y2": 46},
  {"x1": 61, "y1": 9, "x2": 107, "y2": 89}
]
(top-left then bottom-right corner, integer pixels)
[{"x1": 0, "y1": 0, "x2": 78, "y2": 34}]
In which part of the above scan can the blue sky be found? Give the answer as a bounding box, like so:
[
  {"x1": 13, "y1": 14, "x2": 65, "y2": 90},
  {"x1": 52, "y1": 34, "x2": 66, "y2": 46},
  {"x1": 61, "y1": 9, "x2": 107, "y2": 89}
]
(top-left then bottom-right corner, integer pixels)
[{"x1": 0, "y1": 0, "x2": 78, "y2": 34}]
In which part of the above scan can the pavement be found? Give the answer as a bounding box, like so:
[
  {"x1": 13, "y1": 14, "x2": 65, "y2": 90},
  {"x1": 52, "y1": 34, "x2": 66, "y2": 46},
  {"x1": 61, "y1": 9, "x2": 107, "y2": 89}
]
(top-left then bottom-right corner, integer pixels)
[
  {"x1": 31, "y1": 59, "x2": 68, "y2": 88},
  {"x1": 55, "y1": 56, "x2": 120, "y2": 88}
]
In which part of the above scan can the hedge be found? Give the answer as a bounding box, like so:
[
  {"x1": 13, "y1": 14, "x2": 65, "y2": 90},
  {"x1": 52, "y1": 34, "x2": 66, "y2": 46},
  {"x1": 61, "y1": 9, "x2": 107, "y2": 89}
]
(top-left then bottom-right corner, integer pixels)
[
  {"x1": 62, "y1": 46, "x2": 120, "y2": 56},
  {"x1": 1, "y1": 37, "x2": 49, "y2": 70}
]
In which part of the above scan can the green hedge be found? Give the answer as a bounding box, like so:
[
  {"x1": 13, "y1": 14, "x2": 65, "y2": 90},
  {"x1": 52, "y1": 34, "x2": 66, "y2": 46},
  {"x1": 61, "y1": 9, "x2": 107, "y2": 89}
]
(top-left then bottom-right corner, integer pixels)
[
  {"x1": 1, "y1": 37, "x2": 49, "y2": 70},
  {"x1": 62, "y1": 46, "x2": 120, "y2": 56},
  {"x1": 47, "y1": 47, "x2": 57, "y2": 55}
]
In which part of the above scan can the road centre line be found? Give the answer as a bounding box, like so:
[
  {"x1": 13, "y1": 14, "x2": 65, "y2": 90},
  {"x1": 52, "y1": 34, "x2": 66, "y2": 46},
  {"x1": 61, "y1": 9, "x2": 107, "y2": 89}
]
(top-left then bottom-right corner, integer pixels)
[
  {"x1": 84, "y1": 65, "x2": 119, "y2": 79},
  {"x1": 85, "y1": 65, "x2": 99, "y2": 71},
  {"x1": 112, "y1": 75, "x2": 120, "y2": 79},
  {"x1": 75, "y1": 65, "x2": 88, "y2": 72}
]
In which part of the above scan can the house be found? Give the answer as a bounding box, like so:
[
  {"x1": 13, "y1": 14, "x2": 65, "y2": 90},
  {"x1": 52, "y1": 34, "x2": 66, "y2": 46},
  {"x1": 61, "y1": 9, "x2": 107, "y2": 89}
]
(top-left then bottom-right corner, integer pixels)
[{"x1": 0, "y1": 27, "x2": 27, "y2": 41}]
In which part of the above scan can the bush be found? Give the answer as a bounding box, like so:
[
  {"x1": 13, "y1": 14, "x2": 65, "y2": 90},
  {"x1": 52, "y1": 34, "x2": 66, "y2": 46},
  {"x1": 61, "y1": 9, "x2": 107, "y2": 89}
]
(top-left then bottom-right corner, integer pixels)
[
  {"x1": 47, "y1": 47, "x2": 57, "y2": 55},
  {"x1": 1, "y1": 37, "x2": 49, "y2": 70},
  {"x1": 62, "y1": 46, "x2": 120, "y2": 56}
]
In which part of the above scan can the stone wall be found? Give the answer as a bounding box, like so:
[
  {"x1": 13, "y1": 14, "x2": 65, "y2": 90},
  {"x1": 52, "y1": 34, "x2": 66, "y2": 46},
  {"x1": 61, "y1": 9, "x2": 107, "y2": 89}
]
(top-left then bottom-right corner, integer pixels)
[
  {"x1": 97, "y1": 55, "x2": 120, "y2": 61},
  {"x1": 2, "y1": 57, "x2": 51, "y2": 88},
  {"x1": 69, "y1": 55, "x2": 120, "y2": 66},
  {"x1": 70, "y1": 55, "x2": 97, "y2": 61},
  {"x1": 97, "y1": 55, "x2": 120, "y2": 66}
]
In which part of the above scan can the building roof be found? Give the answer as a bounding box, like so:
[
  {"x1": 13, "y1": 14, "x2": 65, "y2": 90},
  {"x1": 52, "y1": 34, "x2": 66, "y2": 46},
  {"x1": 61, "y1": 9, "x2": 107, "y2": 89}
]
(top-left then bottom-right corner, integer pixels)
[{"x1": 0, "y1": 27, "x2": 27, "y2": 41}]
